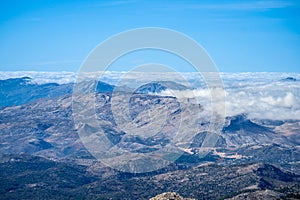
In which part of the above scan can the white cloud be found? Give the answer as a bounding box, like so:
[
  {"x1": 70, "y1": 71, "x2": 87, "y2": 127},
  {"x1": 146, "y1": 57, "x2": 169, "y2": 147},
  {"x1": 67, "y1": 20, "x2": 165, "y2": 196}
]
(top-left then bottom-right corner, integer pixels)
[
  {"x1": 157, "y1": 72, "x2": 300, "y2": 120},
  {"x1": 159, "y1": 87, "x2": 300, "y2": 120}
]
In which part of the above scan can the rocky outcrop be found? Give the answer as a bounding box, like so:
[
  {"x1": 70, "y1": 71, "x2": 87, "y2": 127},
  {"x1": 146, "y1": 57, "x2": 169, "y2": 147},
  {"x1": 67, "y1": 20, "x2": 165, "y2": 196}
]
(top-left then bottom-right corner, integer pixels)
[{"x1": 149, "y1": 192, "x2": 195, "y2": 200}]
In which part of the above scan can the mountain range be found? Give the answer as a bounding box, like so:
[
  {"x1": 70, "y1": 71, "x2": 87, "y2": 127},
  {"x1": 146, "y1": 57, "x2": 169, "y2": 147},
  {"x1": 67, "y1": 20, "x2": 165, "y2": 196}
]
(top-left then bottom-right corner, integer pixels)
[{"x1": 0, "y1": 77, "x2": 299, "y2": 199}]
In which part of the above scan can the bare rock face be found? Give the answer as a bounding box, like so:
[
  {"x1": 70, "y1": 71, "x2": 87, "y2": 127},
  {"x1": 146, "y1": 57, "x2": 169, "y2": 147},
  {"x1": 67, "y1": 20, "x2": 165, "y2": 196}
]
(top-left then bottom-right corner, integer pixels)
[{"x1": 149, "y1": 192, "x2": 195, "y2": 200}]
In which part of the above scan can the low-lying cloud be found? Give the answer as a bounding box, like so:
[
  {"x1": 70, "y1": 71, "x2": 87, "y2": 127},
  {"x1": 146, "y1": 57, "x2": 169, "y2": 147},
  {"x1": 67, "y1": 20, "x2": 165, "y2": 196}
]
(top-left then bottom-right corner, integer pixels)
[
  {"x1": 159, "y1": 79, "x2": 300, "y2": 120},
  {"x1": 1, "y1": 71, "x2": 299, "y2": 120}
]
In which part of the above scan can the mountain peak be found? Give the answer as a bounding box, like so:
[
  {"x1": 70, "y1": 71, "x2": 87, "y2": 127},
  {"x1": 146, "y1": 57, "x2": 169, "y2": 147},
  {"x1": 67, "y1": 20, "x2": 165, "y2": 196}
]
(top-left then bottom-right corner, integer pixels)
[
  {"x1": 0, "y1": 76, "x2": 33, "y2": 86},
  {"x1": 222, "y1": 114, "x2": 272, "y2": 135},
  {"x1": 134, "y1": 81, "x2": 189, "y2": 94},
  {"x1": 281, "y1": 77, "x2": 297, "y2": 82}
]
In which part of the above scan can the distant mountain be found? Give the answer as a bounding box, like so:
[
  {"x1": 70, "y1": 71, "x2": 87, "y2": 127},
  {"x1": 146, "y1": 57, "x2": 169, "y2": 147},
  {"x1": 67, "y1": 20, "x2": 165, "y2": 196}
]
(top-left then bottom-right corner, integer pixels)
[
  {"x1": 0, "y1": 77, "x2": 72, "y2": 107},
  {"x1": 222, "y1": 114, "x2": 281, "y2": 146},
  {"x1": 223, "y1": 114, "x2": 272, "y2": 133},
  {"x1": 0, "y1": 77, "x2": 115, "y2": 107},
  {"x1": 134, "y1": 81, "x2": 190, "y2": 94},
  {"x1": 0, "y1": 92, "x2": 183, "y2": 161},
  {"x1": 96, "y1": 81, "x2": 115, "y2": 92},
  {"x1": 280, "y1": 77, "x2": 297, "y2": 82},
  {"x1": 1, "y1": 91, "x2": 299, "y2": 167}
]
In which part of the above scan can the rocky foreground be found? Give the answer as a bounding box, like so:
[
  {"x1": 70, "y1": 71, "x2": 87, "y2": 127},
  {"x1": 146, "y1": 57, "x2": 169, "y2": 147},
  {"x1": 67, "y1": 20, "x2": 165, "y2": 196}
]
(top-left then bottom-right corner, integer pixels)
[{"x1": 149, "y1": 192, "x2": 195, "y2": 200}]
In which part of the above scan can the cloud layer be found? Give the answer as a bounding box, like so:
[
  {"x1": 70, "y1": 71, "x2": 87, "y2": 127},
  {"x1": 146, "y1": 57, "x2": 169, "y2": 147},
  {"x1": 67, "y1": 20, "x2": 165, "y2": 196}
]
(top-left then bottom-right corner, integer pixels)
[
  {"x1": 159, "y1": 73, "x2": 300, "y2": 120},
  {"x1": 1, "y1": 71, "x2": 299, "y2": 120}
]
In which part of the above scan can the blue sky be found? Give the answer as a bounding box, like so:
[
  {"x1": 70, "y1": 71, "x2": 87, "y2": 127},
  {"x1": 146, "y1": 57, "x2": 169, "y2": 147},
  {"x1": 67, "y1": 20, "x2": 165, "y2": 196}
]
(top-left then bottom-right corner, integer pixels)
[{"x1": 0, "y1": 0, "x2": 299, "y2": 72}]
